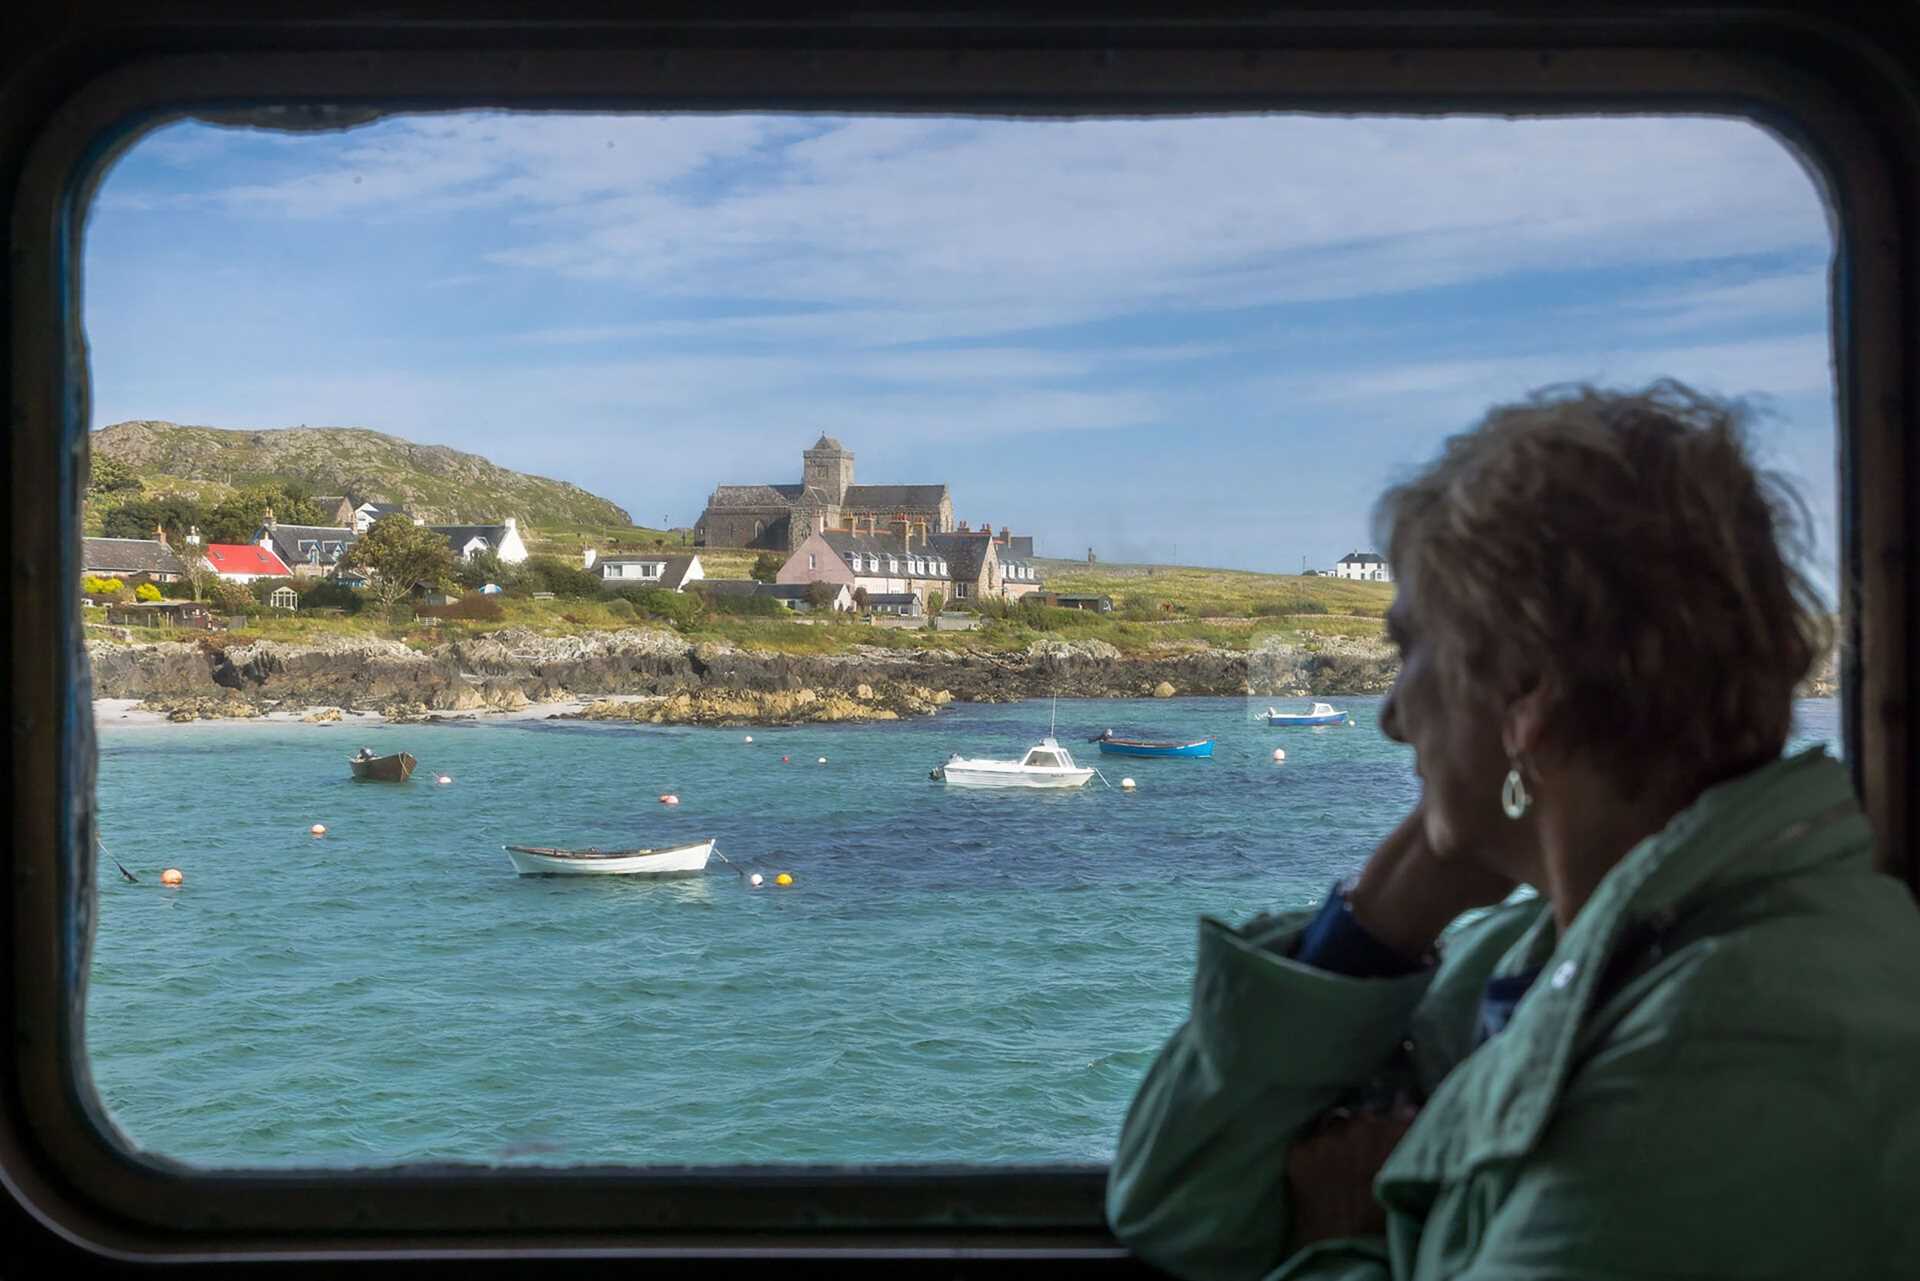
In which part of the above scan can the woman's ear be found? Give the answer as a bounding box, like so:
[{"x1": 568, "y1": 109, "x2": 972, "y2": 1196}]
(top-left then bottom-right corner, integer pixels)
[{"x1": 1502, "y1": 684, "x2": 1554, "y2": 762}]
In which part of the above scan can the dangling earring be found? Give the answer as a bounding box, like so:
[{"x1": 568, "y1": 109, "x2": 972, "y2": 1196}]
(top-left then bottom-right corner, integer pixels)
[{"x1": 1501, "y1": 757, "x2": 1531, "y2": 820}]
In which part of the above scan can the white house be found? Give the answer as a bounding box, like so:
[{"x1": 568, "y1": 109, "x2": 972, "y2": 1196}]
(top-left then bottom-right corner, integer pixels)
[
  {"x1": 584, "y1": 550, "x2": 704, "y2": 591},
  {"x1": 427, "y1": 517, "x2": 529, "y2": 564},
  {"x1": 1334, "y1": 551, "x2": 1392, "y2": 583},
  {"x1": 350, "y1": 501, "x2": 413, "y2": 534}
]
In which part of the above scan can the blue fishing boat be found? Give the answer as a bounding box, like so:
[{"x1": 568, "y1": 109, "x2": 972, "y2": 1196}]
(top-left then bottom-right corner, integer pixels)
[
  {"x1": 1090, "y1": 730, "x2": 1215, "y2": 758},
  {"x1": 1265, "y1": 702, "x2": 1351, "y2": 727}
]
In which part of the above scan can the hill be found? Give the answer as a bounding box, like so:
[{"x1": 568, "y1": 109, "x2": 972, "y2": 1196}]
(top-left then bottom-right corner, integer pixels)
[{"x1": 91, "y1": 420, "x2": 632, "y2": 527}]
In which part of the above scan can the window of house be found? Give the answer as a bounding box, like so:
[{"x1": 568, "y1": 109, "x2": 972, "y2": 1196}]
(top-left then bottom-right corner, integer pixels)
[{"x1": 12, "y1": 22, "x2": 1885, "y2": 1272}]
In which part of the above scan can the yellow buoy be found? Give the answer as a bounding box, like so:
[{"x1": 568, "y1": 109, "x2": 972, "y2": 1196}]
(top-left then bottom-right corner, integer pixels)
[
  {"x1": 310, "y1": 823, "x2": 327, "y2": 836},
  {"x1": 775, "y1": 872, "x2": 794, "y2": 886},
  {"x1": 160, "y1": 868, "x2": 184, "y2": 887}
]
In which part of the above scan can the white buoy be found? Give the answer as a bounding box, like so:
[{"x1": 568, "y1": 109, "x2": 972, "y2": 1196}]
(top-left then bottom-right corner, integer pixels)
[
  {"x1": 436, "y1": 774, "x2": 452, "y2": 785},
  {"x1": 748, "y1": 873, "x2": 764, "y2": 887},
  {"x1": 817, "y1": 756, "x2": 827, "y2": 764},
  {"x1": 1121, "y1": 777, "x2": 1137, "y2": 791},
  {"x1": 660, "y1": 793, "x2": 679, "y2": 806},
  {"x1": 1272, "y1": 748, "x2": 1286, "y2": 762},
  {"x1": 743, "y1": 735, "x2": 754, "y2": 743},
  {"x1": 310, "y1": 823, "x2": 327, "y2": 836}
]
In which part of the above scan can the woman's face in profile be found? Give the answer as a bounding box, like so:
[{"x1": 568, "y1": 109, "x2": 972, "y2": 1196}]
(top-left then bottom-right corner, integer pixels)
[{"x1": 1379, "y1": 567, "x2": 1516, "y2": 870}]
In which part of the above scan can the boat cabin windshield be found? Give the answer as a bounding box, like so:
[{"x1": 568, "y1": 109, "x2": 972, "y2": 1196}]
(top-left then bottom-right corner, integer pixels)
[
  {"x1": 1022, "y1": 749, "x2": 1064, "y2": 769},
  {"x1": 1311, "y1": 703, "x2": 1335, "y2": 715}
]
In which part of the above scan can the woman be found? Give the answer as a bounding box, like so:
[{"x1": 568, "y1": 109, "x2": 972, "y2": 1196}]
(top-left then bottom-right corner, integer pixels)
[{"x1": 1107, "y1": 383, "x2": 1920, "y2": 1280}]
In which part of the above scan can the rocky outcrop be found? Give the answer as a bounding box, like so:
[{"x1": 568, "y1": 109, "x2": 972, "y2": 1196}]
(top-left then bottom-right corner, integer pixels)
[
  {"x1": 571, "y1": 683, "x2": 956, "y2": 726},
  {"x1": 88, "y1": 627, "x2": 1402, "y2": 722}
]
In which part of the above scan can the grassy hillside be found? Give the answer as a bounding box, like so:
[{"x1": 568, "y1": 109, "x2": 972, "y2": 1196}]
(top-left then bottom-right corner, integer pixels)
[
  {"x1": 1036, "y1": 558, "x2": 1394, "y2": 620},
  {"x1": 92, "y1": 420, "x2": 632, "y2": 527}
]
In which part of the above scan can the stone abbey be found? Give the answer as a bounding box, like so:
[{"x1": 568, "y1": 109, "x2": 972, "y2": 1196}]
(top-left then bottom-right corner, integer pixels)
[{"x1": 693, "y1": 436, "x2": 958, "y2": 553}]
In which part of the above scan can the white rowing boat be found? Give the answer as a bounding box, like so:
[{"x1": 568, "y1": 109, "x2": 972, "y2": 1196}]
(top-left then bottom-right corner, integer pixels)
[
  {"x1": 502, "y1": 839, "x2": 715, "y2": 877},
  {"x1": 930, "y1": 736, "x2": 1096, "y2": 789}
]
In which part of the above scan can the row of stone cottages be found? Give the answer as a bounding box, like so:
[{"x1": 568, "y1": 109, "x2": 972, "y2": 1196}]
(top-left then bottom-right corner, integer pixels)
[{"x1": 583, "y1": 524, "x2": 1047, "y2": 618}]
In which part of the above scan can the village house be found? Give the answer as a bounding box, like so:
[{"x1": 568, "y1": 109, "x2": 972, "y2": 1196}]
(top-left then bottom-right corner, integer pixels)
[
  {"x1": 1334, "y1": 550, "x2": 1392, "y2": 583},
  {"x1": 255, "y1": 509, "x2": 356, "y2": 579},
  {"x1": 776, "y1": 523, "x2": 1044, "y2": 607},
  {"x1": 428, "y1": 517, "x2": 529, "y2": 564},
  {"x1": 81, "y1": 533, "x2": 188, "y2": 584},
  {"x1": 307, "y1": 496, "x2": 356, "y2": 526},
  {"x1": 695, "y1": 435, "x2": 957, "y2": 553},
  {"x1": 202, "y1": 542, "x2": 293, "y2": 583},
  {"x1": 350, "y1": 500, "x2": 413, "y2": 534},
  {"x1": 583, "y1": 550, "x2": 703, "y2": 590}
]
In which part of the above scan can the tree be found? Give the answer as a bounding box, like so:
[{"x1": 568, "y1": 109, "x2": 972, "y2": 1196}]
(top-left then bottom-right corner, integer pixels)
[
  {"x1": 202, "y1": 485, "x2": 323, "y2": 544},
  {"x1": 86, "y1": 455, "x2": 141, "y2": 497},
  {"x1": 207, "y1": 579, "x2": 255, "y2": 614},
  {"x1": 101, "y1": 495, "x2": 206, "y2": 544},
  {"x1": 178, "y1": 548, "x2": 219, "y2": 603},
  {"x1": 456, "y1": 548, "x2": 507, "y2": 590},
  {"x1": 804, "y1": 580, "x2": 839, "y2": 611},
  {"x1": 852, "y1": 586, "x2": 870, "y2": 612},
  {"x1": 924, "y1": 590, "x2": 944, "y2": 618},
  {"x1": 344, "y1": 515, "x2": 458, "y2": 612},
  {"x1": 749, "y1": 552, "x2": 784, "y2": 583},
  {"x1": 518, "y1": 556, "x2": 602, "y2": 598}
]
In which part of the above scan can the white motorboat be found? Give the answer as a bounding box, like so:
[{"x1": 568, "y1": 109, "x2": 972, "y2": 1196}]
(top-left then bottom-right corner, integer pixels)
[
  {"x1": 502, "y1": 839, "x2": 715, "y2": 876},
  {"x1": 930, "y1": 736, "x2": 1097, "y2": 789}
]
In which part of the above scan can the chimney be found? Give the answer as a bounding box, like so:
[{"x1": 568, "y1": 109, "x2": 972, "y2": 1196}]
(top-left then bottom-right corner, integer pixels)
[
  {"x1": 959, "y1": 520, "x2": 970, "y2": 532},
  {"x1": 153, "y1": 523, "x2": 168, "y2": 548},
  {"x1": 998, "y1": 525, "x2": 1011, "y2": 544},
  {"x1": 504, "y1": 516, "x2": 518, "y2": 533},
  {"x1": 263, "y1": 505, "x2": 276, "y2": 530}
]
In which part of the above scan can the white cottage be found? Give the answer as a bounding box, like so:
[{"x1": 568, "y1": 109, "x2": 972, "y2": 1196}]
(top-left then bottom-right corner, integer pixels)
[
  {"x1": 1334, "y1": 551, "x2": 1392, "y2": 583},
  {"x1": 427, "y1": 516, "x2": 529, "y2": 564},
  {"x1": 584, "y1": 550, "x2": 704, "y2": 591}
]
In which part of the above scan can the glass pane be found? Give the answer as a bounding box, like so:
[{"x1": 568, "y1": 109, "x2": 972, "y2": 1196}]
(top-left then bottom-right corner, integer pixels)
[{"x1": 81, "y1": 109, "x2": 1838, "y2": 1173}]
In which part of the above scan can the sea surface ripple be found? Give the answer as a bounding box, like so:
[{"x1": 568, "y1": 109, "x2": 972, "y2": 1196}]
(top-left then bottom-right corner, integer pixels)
[{"x1": 86, "y1": 696, "x2": 1841, "y2": 1168}]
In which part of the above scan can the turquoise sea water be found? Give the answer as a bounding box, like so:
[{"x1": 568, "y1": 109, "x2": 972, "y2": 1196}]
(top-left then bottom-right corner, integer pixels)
[{"x1": 87, "y1": 696, "x2": 1842, "y2": 1169}]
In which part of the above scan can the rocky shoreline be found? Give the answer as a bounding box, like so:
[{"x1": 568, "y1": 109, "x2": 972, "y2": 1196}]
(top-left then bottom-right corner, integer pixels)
[
  {"x1": 86, "y1": 626, "x2": 1838, "y2": 726},
  {"x1": 86, "y1": 627, "x2": 1403, "y2": 725}
]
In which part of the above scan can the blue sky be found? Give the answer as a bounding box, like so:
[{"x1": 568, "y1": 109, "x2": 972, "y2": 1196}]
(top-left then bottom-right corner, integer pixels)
[{"x1": 84, "y1": 111, "x2": 1836, "y2": 578}]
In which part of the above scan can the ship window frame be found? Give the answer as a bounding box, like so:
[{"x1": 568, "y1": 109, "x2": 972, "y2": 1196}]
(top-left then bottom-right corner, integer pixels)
[{"x1": 5, "y1": 8, "x2": 1916, "y2": 1271}]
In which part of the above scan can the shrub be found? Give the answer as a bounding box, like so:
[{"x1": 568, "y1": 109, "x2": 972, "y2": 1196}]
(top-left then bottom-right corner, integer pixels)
[
  {"x1": 924, "y1": 590, "x2": 944, "y2": 617},
  {"x1": 604, "y1": 597, "x2": 638, "y2": 620},
  {"x1": 417, "y1": 595, "x2": 507, "y2": 622},
  {"x1": 299, "y1": 581, "x2": 364, "y2": 613},
  {"x1": 705, "y1": 591, "x2": 785, "y2": 618},
  {"x1": 134, "y1": 582, "x2": 163, "y2": 602},
  {"x1": 1251, "y1": 598, "x2": 1331, "y2": 617},
  {"x1": 81, "y1": 576, "x2": 124, "y2": 597},
  {"x1": 605, "y1": 584, "x2": 702, "y2": 626},
  {"x1": 520, "y1": 556, "x2": 603, "y2": 598},
  {"x1": 805, "y1": 580, "x2": 841, "y2": 610},
  {"x1": 749, "y1": 552, "x2": 784, "y2": 583}
]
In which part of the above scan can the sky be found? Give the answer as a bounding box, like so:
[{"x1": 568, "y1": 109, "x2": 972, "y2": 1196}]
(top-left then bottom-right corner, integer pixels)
[{"x1": 83, "y1": 110, "x2": 1837, "y2": 579}]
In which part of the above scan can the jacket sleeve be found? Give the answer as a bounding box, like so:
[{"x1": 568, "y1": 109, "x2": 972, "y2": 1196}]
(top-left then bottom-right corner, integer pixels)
[{"x1": 1106, "y1": 910, "x2": 1432, "y2": 1281}]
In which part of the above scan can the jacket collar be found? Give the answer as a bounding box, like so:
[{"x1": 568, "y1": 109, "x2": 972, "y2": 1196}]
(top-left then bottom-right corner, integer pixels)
[{"x1": 1379, "y1": 748, "x2": 1868, "y2": 1189}]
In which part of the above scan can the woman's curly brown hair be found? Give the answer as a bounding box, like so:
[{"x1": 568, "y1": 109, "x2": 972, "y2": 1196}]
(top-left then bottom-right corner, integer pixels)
[{"x1": 1374, "y1": 380, "x2": 1831, "y2": 794}]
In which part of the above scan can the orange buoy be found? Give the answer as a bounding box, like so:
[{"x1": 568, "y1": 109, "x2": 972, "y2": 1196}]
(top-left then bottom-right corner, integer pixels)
[
  {"x1": 160, "y1": 868, "x2": 184, "y2": 887},
  {"x1": 310, "y1": 823, "x2": 327, "y2": 836},
  {"x1": 781, "y1": 755, "x2": 790, "y2": 764}
]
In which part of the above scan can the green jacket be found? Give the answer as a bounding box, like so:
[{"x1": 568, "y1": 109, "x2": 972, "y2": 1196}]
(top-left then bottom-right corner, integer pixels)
[{"x1": 1108, "y1": 749, "x2": 1920, "y2": 1280}]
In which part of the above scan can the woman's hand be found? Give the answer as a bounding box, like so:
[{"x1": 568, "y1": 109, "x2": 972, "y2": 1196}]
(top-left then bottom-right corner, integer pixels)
[
  {"x1": 1346, "y1": 805, "x2": 1516, "y2": 960},
  {"x1": 1285, "y1": 1105, "x2": 1417, "y2": 1248}
]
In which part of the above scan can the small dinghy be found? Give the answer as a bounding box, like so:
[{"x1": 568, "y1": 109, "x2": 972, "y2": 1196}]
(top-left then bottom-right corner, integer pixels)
[
  {"x1": 930, "y1": 737, "x2": 1096, "y2": 789},
  {"x1": 1266, "y1": 702, "x2": 1349, "y2": 727},
  {"x1": 348, "y1": 748, "x2": 417, "y2": 781},
  {"x1": 502, "y1": 839, "x2": 716, "y2": 877},
  {"x1": 1091, "y1": 730, "x2": 1214, "y2": 758}
]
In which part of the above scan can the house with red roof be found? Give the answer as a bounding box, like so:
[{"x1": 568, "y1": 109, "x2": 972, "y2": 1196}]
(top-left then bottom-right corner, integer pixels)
[{"x1": 203, "y1": 542, "x2": 293, "y2": 584}]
